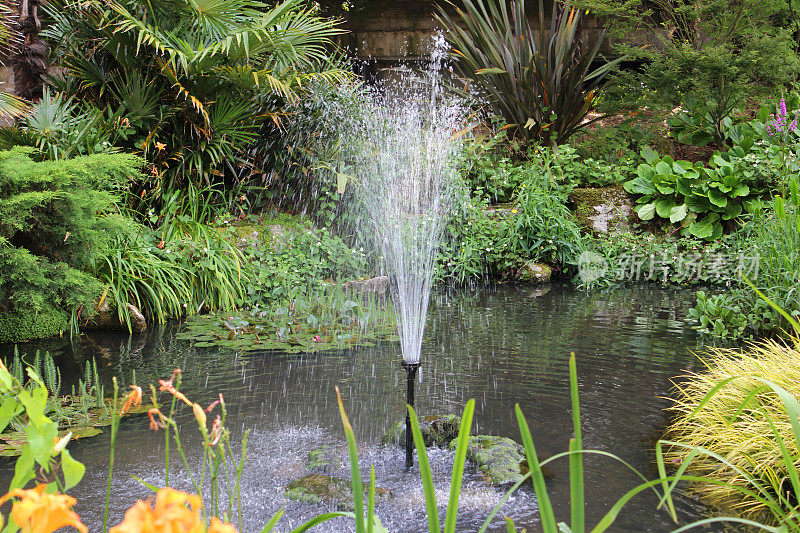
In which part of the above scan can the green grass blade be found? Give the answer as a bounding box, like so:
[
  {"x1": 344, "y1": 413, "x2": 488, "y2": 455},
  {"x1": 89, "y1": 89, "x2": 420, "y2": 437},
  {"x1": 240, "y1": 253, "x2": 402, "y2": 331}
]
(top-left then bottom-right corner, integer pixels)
[
  {"x1": 336, "y1": 386, "x2": 364, "y2": 533},
  {"x1": 515, "y1": 404, "x2": 558, "y2": 533},
  {"x1": 444, "y1": 398, "x2": 476, "y2": 533},
  {"x1": 408, "y1": 404, "x2": 440, "y2": 533},
  {"x1": 367, "y1": 465, "x2": 375, "y2": 533},
  {"x1": 289, "y1": 512, "x2": 354, "y2": 533},
  {"x1": 259, "y1": 508, "x2": 284, "y2": 533},
  {"x1": 568, "y1": 354, "x2": 584, "y2": 533},
  {"x1": 504, "y1": 516, "x2": 516, "y2": 532}
]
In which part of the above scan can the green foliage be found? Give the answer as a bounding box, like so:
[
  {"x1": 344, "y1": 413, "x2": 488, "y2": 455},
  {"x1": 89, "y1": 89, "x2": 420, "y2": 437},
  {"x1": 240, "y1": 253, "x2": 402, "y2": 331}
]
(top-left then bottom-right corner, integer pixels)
[
  {"x1": 176, "y1": 285, "x2": 396, "y2": 354},
  {"x1": 42, "y1": 0, "x2": 347, "y2": 210},
  {"x1": 0, "y1": 147, "x2": 141, "y2": 336},
  {"x1": 0, "y1": 354, "x2": 86, "y2": 495},
  {"x1": 690, "y1": 183, "x2": 800, "y2": 338},
  {"x1": 436, "y1": 0, "x2": 625, "y2": 146},
  {"x1": 238, "y1": 215, "x2": 368, "y2": 307},
  {"x1": 0, "y1": 88, "x2": 124, "y2": 160},
  {"x1": 92, "y1": 217, "x2": 247, "y2": 327},
  {"x1": 0, "y1": 306, "x2": 69, "y2": 344},
  {"x1": 624, "y1": 147, "x2": 762, "y2": 240}
]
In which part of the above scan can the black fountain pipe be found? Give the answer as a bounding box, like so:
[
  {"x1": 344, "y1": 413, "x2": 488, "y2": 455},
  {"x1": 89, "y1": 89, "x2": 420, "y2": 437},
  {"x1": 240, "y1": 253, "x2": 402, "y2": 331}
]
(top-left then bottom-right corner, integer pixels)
[{"x1": 401, "y1": 361, "x2": 421, "y2": 469}]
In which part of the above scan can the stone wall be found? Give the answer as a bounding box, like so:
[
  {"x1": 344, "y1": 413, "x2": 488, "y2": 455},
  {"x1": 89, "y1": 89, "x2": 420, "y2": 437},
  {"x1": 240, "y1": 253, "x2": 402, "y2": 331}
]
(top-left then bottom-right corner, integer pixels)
[{"x1": 339, "y1": 0, "x2": 616, "y2": 61}]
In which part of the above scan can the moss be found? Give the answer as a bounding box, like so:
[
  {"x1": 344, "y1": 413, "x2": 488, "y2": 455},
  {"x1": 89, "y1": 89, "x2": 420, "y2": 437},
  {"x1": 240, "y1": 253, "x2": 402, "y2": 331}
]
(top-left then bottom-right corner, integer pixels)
[
  {"x1": 382, "y1": 414, "x2": 461, "y2": 447},
  {"x1": 0, "y1": 306, "x2": 69, "y2": 343},
  {"x1": 285, "y1": 474, "x2": 392, "y2": 510},
  {"x1": 452, "y1": 435, "x2": 528, "y2": 485},
  {"x1": 569, "y1": 186, "x2": 633, "y2": 233}
]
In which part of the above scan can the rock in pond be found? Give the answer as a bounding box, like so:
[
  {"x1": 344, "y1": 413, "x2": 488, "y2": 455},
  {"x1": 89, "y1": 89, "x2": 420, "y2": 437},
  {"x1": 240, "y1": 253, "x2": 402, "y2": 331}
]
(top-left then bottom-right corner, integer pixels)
[
  {"x1": 285, "y1": 474, "x2": 391, "y2": 510},
  {"x1": 518, "y1": 262, "x2": 552, "y2": 284},
  {"x1": 382, "y1": 414, "x2": 461, "y2": 448},
  {"x1": 453, "y1": 435, "x2": 528, "y2": 486},
  {"x1": 84, "y1": 300, "x2": 147, "y2": 333}
]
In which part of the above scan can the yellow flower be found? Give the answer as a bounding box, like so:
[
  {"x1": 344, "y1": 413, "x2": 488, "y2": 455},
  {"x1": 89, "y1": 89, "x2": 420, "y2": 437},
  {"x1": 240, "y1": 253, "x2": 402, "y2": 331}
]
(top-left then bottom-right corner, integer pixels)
[
  {"x1": 110, "y1": 488, "x2": 204, "y2": 533},
  {"x1": 0, "y1": 484, "x2": 87, "y2": 533},
  {"x1": 511, "y1": 208, "x2": 518, "y2": 214}
]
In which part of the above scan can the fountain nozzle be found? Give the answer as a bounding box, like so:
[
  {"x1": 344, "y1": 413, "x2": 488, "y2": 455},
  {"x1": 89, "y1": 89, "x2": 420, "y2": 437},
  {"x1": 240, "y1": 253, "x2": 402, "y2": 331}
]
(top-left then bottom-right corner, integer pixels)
[{"x1": 401, "y1": 361, "x2": 421, "y2": 469}]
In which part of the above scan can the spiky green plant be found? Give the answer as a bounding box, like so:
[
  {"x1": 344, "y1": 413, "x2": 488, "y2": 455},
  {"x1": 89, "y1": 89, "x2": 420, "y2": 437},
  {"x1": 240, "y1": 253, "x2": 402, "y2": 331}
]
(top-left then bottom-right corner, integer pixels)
[{"x1": 436, "y1": 0, "x2": 625, "y2": 146}]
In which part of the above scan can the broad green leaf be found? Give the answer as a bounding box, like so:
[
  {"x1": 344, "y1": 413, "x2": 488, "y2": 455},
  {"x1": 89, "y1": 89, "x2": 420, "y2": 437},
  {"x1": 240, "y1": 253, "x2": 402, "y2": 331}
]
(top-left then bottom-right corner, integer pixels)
[
  {"x1": 722, "y1": 201, "x2": 742, "y2": 220},
  {"x1": 655, "y1": 199, "x2": 676, "y2": 219},
  {"x1": 624, "y1": 176, "x2": 656, "y2": 195},
  {"x1": 732, "y1": 184, "x2": 750, "y2": 197},
  {"x1": 61, "y1": 449, "x2": 85, "y2": 490},
  {"x1": 708, "y1": 188, "x2": 728, "y2": 208},
  {"x1": 655, "y1": 161, "x2": 671, "y2": 176},
  {"x1": 0, "y1": 397, "x2": 22, "y2": 434},
  {"x1": 635, "y1": 202, "x2": 657, "y2": 221},
  {"x1": 26, "y1": 420, "x2": 58, "y2": 467},
  {"x1": 640, "y1": 145, "x2": 658, "y2": 164},
  {"x1": 669, "y1": 204, "x2": 688, "y2": 223}
]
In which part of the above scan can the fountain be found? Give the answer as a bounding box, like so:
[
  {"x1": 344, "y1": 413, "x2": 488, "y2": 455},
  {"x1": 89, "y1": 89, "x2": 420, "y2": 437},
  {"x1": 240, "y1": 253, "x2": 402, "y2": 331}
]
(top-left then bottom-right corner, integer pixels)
[{"x1": 349, "y1": 36, "x2": 470, "y2": 468}]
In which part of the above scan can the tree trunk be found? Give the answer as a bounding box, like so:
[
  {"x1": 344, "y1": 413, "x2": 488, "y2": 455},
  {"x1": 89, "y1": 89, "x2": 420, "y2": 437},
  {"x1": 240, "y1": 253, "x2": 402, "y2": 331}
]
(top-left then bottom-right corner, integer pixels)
[{"x1": 12, "y1": 0, "x2": 47, "y2": 101}]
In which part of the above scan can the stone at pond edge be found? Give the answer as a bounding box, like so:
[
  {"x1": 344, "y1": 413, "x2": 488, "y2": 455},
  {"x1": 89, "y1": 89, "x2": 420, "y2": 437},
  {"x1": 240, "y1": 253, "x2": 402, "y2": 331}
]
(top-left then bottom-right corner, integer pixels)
[
  {"x1": 517, "y1": 262, "x2": 552, "y2": 284},
  {"x1": 569, "y1": 186, "x2": 633, "y2": 235},
  {"x1": 342, "y1": 276, "x2": 389, "y2": 297},
  {"x1": 381, "y1": 414, "x2": 461, "y2": 448},
  {"x1": 285, "y1": 474, "x2": 392, "y2": 510},
  {"x1": 83, "y1": 300, "x2": 146, "y2": 333},
  {"x1": 307, "y1": 445, "x2": 343, "y2": 472},
  {"x1": 453, "y1": 435, "x2": 528, "y2": 486}
]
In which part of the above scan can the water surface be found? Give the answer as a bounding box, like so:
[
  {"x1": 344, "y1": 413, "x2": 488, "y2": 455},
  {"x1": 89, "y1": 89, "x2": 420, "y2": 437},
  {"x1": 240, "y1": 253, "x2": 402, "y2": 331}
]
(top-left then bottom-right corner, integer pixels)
[{"x1": 1, "y1": 284, "x2": 717, "y2": 532}]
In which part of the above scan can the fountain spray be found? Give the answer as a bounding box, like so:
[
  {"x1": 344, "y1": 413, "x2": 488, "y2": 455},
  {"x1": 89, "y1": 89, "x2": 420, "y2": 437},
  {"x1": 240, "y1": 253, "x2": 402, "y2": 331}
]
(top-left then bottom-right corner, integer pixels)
[{"x1": 349, "y1": 36, "x2": 470, "y2": 468}]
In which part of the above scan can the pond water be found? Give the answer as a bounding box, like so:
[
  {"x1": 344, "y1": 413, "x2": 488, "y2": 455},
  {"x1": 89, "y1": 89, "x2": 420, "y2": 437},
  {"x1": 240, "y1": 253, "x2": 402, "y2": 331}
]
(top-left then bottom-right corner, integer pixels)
[{"x1": 0, "y1": 284, "x2": 720, "y2": 532}]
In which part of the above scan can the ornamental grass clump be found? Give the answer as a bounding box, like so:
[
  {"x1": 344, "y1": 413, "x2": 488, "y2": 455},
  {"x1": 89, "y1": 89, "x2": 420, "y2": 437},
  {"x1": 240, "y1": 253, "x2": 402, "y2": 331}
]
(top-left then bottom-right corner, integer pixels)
[{"x1": 666, "y1": 337, "x2": 800, "y2": 526}]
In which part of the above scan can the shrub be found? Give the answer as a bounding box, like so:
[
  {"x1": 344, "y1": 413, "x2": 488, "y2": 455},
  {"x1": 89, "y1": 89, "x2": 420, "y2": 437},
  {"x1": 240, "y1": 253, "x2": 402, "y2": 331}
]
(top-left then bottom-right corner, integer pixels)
[
  {"x1": 0, "y1": 147, "x2": 141, "y2": 340},
  {"x1": 436, "y1": 0, "x2": 624, "y2": 146},
  {"x1": 666, "y1": 337, "x2": 800, "y2": 525}
]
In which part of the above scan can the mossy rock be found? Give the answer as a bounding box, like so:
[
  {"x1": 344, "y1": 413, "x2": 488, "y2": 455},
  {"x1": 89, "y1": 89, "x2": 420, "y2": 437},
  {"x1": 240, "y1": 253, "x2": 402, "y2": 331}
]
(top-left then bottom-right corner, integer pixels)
[
  {"x1": 382, "y1": 414, "x2": 461, "y2": 448},
  {"x1": 285, "y1": 474, "x2": 392, "y2": 510},
  {"x1": 517, "y1": 262, "x2": 552, "y2": 284},
  {"x1": 453, "y1": 435, "x2": 528, "y2": 486},
  {"x1": 569, "y1": 186, "x2": 633, "y2": 234},
  {"x1": 0, "y1": 307, "x2": 69, "y2": 343}
]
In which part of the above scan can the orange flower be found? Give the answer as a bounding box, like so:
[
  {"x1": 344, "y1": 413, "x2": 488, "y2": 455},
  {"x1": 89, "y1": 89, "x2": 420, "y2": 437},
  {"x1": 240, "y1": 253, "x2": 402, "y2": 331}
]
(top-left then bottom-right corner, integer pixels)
[
  {"x1": 208, "y1": 517, "x2": 237, "y2": 533},
  {"x1": 159, "y1": 370, "x2": 191, "y2": 407},
  {"x1": 147, "y1": 408, "x2": 164, "y2": 431},
  {"x1": 0, "y1": 484, "x2": 87, "y2": 533},
  {"x1": 109, "y1": 488, "x2": 204, "y2": 533},
  {"x1": 120, "y1": 385, "x2": 143, "y2": 415}
]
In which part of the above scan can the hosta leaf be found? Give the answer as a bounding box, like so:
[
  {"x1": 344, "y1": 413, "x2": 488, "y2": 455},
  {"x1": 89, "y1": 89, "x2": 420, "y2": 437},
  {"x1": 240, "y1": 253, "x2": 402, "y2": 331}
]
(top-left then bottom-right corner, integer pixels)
[
  {"x1": 722, "y1": 201, "x2": 742, "y2": 220},
  {"x1": 669, "y1": 203, "x2": 688, "y2": 223},
  {"x1": 655, "y1": 198, "x2": 676, "y2": 218},
  {"x1": 655, "y1": 161, "x2": 672, "y2": 176},
  {"x1": 636, "y1": 202, "x2": 657, "y2": 221},
  {"x1": 624, "y1": 176, "x2": 656, "y2": 195},
  {"x1": 732, "y1": 184, "x2": 750, "y2": 197},
  {"x1": 707, "y1": 188, "x2": 728, "y2": 208}
]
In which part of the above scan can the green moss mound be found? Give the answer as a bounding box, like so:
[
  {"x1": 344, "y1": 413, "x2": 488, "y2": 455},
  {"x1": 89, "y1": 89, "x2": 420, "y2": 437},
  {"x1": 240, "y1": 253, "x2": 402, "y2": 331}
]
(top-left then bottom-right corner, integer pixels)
[{"x1": 0, "y1": 307, "x2": 68, "y2": 343}]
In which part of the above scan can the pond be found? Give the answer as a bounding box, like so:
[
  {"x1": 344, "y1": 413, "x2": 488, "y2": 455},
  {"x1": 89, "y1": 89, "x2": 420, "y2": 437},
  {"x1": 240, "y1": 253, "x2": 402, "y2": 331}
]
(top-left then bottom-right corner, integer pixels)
[{"x1": 0, "y1": 284, "x2": 719, "y2": 532}]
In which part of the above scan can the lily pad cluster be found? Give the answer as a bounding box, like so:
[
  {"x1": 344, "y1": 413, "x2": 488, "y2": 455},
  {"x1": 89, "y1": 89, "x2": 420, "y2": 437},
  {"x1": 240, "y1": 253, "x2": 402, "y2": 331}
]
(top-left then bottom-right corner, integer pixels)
[{"x1": 176, "y1": 293, "x2": 398, "y2": 354}]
